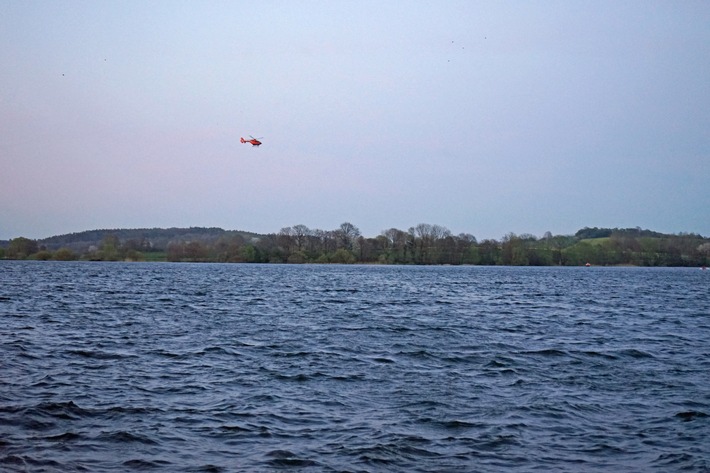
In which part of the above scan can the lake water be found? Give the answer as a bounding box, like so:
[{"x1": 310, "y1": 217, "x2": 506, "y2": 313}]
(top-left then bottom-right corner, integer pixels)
[{"x1": 1, "y1": 261, "x2": 709, "y2": 472}]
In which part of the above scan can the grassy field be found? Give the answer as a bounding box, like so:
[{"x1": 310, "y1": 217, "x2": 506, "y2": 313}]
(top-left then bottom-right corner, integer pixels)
[{"x1": 141, "y1": 252, "x2": 167, "y2": 262}]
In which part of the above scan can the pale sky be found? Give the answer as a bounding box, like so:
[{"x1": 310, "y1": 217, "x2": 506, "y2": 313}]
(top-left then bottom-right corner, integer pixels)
[{"x1": 2, "y1": 1, "x2": 709, "y2": 241}]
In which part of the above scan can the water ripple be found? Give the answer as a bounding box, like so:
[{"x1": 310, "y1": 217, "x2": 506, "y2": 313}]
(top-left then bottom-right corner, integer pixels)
[{"x1": 1, "y1": 262, "x2": 709, "y2": 472}]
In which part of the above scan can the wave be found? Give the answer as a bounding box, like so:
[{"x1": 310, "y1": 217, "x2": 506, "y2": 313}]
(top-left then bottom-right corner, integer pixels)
[{"x1": 2, "y1": 263, "x2": 708, "y2": 472}]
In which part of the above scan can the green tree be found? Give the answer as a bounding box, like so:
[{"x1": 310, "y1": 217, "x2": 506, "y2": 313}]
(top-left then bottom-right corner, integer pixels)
[
  {"x1": 564, "y1": 241, "x2": 599, "y2": 265},
  {"x1": 381, "y1": 228, "x2": 409, "y2": 263},
  {"x1": 356, "y1": 236, "x2": 382, "y2": 263},
  {"x1": 54, "y1": 247, "x2": 77, "y2": 261},
  {"x1": 478, "y1": 239, "x2": 501, "y2": 265},
  {"x1": 314, "y1": 229, "x2": 337, "y2": 256},
  {"x1": 331, "y1": 248, "x2": 355, "y2": 264},
  {"x1": 409, "y1": 223, "x2": 450, "y2": 264},
  {"x1": 454, "y1": 233, "x2": 478, "y2": 265},
  {"x1": 98, "y1": 234, "x2": 121, "y2": 261},
  {"x1": 240, "y1": 244, "x2": 261, "y2": 263},
  {"x1": 278, "y1": 227, "x2": 295, "y2": 257},
  {"x1": 638, "y1": 237, "x2": 662, "y2": 266},
  {"x1": 32, "y1": 250, "x2": 53, "y2": 260},
  {"x1": 501, "y1": 233, "x2": 530, "y2": 266},
  {"x1": 462, "y1": 238, "x2": 480, "y2": 264},
  {"x1": 287, "y1": 250, "x2": 307, "y2": 264},
  {"x1": 7, "y1": 237, "x2": 38, "y2": 259},
  {"x1": 697, "y1": 242, "x2": 710, "y2": 266}
]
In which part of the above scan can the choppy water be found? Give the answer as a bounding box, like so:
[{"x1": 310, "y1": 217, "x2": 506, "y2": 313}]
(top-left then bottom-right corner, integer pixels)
[{"x1": 1, "y1": 261, "x2": 709, "y2": 472}]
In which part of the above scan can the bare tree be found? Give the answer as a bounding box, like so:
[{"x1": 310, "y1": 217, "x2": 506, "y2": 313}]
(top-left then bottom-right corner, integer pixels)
[
  {"x1": 292, "y1": 224, "x2": 311, "y2": 252},
  {"x1": 336, "y1": 222, "x2": 361, "y2": 251}
]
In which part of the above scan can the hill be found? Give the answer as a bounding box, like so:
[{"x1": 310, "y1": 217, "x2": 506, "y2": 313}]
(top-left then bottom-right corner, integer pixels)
[
  {"x1": 1, "y1": 225, "x2": 708, "y2": 266},
  {"x1": 33, "y1": 227, "x2": 262, "y2": 254}
]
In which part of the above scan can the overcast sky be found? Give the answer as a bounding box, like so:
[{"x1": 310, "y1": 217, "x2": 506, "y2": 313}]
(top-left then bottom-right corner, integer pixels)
[{"x1": 2, "y1": 1, "x2": 708, "y2": 241}]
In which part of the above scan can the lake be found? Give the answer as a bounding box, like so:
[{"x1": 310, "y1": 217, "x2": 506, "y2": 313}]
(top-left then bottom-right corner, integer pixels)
[{"x1": 1, "y1": 261, "x2": 708, "y2": 472}]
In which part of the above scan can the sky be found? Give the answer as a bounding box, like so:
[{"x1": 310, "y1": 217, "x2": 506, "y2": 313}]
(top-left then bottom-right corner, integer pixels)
[{"x1": 2, "y1": 1, "x2": 709, "y2": 241}]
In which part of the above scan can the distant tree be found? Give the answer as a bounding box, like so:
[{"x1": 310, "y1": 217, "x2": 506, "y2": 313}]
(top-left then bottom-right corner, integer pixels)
[
  {"x1": 213, "y1": 235, "x2": 245, "y2": 262},
  {"x1": 336, "y1": 222, "x2": 361, "y2": 251},
  {"x1": 501, "y1": 233, "x2": 528, "y2": 265},
  {"x1": 331, "y1": 248, "x2": 355, "y2": 264},
  {"x1": 435, "y1": 235, "x2": 457, "y2": 264},
  {"x1": 255, "y1": 234, "x2": 287, "y2": 263},
  {"x1": 637, "y1": 237, "x2": 662, "y2": 266},
  {"x1": 457, "y1": 233, "x2": 479, "y2": 264},
  {"x1": 356, "y1": 236, "x2": 375, "y2": 262},
  {"x1": 674, "y1": 234, "x2": 705, "y2": 266},
  {"x1": 478, "y1": 239, "x2": 500, "y2": 265},
  {"x1": 575, "y1": 227, "x2": 613, "y2": 239},
  {"x1": 287, "y1": 250, "x2": 307, "y2": 264},
  {"x1": 313, "y1": 229, "x2": 337, "y2": 256},
  {"x1": 278, "y1": 227, "x2": 295, "y2": 255},
  {"x1": 594, "y1": 238, "x2": 620, "y2": 265},
  {"x1": 526, "y1": 236, "x2": 554, "y2": 266},
  {"x1": 697, "y1": 242, "x2": 710, "y2": 266},
  {"x1": 240, "y1": 244, "x2": 262, "y2": 263},
  {"x1": 381, "y1": 228, "x2": 409, "y2": 263},
  {"x1": 535, "y1": 232, "x2": 555, "y2": 265},
  {"x1": 411, "y1": 223, "x2": 451, "y2": 264},
  {"x1": 429, "y1": 225, "x2": 452, "y2": 263},
  {"x1": 549, "y1": 235, "x2": 575, "y2": 265},
  {"x1": 98, "y1": 234, "x2": 121, "y2": 261},
  {"x1": 184, "y1": 241, "x2": 207, "y2": 262},
  {"x1": 564, "y1": 241, "x2": 599, "y2": 266},
  {"x1": 291, "y1": 224, "x2": 311, "y2": 252},
  {"x1": 11, "y1": 223, "x2": 705, "y2": 266},
  {"x1": 166, "y1": 238, "x2": 212, "y2": 262},
  {"x1": 53, "y1": 247, "x2": 77, "y2": 261},
  {"x1": 166, "y1": 241, "x2": 185, "y2": 261},
  {"x1": 32, "y1": 250, "x2": 53, "y2": 260},
  {"x1": 7, "y1": 237, "x2": 39, "y2": 259}
]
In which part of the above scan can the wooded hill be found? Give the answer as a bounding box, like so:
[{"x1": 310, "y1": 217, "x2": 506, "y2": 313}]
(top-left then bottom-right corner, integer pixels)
[
  {"x1": 37, "y1": 227, "x2": 260, "y2": 253},
  {"x1": 1, "y1": 225, "x2": 708, "y2": 267}
]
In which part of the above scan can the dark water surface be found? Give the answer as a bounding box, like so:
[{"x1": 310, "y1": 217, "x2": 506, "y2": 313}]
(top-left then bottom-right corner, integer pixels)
[{"x1": 1, "y1": 262, "x2": 709, "y2": 472}]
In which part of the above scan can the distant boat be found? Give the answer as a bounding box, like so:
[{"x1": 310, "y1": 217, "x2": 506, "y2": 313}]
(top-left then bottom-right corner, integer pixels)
[{"x1": 585, "y1": 262, "x2": 591, "y2": 267}]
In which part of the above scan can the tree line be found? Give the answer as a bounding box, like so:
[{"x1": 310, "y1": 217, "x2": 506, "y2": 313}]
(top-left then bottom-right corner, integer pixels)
[{"x1": 1, "y1": 224, "x2": 709, "y2": 267}]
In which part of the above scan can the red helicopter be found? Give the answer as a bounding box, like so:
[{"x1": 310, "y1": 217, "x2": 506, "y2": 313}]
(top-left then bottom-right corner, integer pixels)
[{"x1": 240, "y1": 135, "x2": 263, "y2": 147}]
